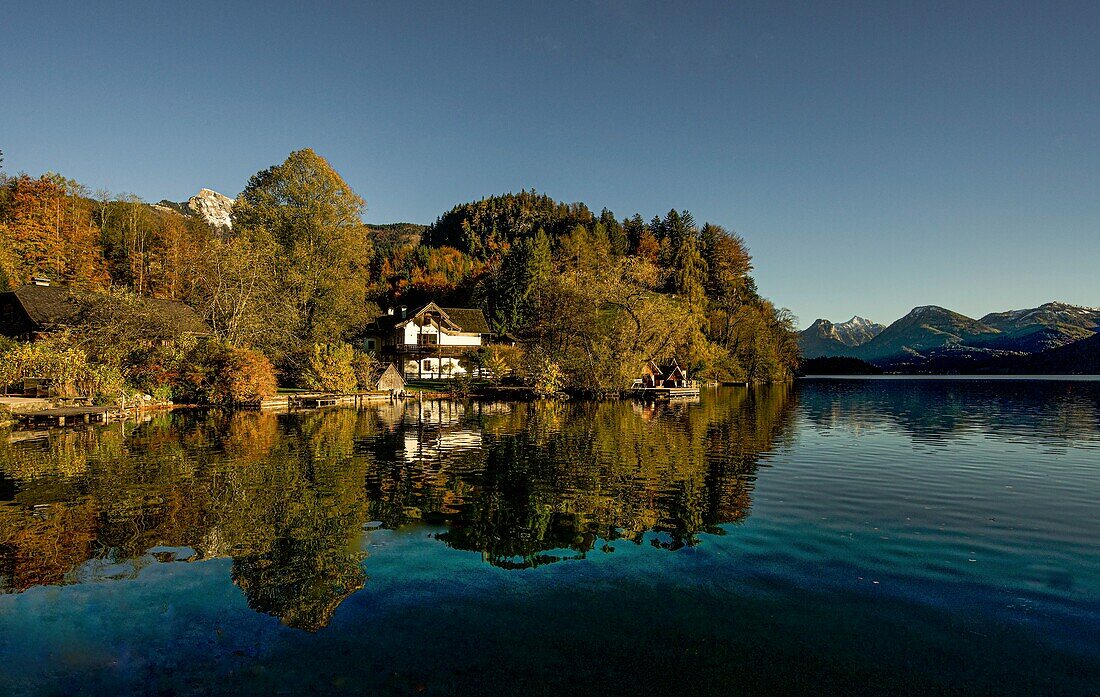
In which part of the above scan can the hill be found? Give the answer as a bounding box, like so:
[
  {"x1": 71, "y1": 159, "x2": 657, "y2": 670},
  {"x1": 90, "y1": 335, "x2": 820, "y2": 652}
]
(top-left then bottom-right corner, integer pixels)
[
  {"x1": 422, "y1": 190, "x2": 597, "y2": 258},
  {"x1": 981, "y1": 331, "x2": 1100, "y2": 374},
  {"x1": 854, "y1": 306, "x2": 1001, "y2": 362},
  {"x1": 978, "y1": 302, "x2": 1100, "y2": 353}
]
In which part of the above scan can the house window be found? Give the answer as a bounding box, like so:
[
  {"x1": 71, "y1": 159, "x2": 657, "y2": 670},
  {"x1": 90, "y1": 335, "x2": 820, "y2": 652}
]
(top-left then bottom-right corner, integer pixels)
[
  {"x1": 365, "y1": 339, "x2": 376, "y2": 351},
  {"x1": 418, "y1": 333, "x2": 438, "y2": 346}
]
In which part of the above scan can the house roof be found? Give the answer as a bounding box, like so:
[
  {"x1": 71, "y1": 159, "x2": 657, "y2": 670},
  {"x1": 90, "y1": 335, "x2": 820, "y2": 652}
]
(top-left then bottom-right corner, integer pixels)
[
  {"x1": 6, "y1": 283, "x2": 211, "y2": 336},
  {"x1": 11, "y1": 284, "x2": 86, "y2": 328},
  {"x1": 142, "y1": 298, "x2": 214, "y2": 335},
  {"x1": 644, "y1": 358, "x2": 686, "y2": 380},
  {"x1": 369, "y1": 302, "x2": 490, "y2": 334},
  {"x1": 366, "y1": 362, "x2": 405, "y2": 387},
  {"x1": 440, "y1": 307, "x2": 490, "y2": 334}
]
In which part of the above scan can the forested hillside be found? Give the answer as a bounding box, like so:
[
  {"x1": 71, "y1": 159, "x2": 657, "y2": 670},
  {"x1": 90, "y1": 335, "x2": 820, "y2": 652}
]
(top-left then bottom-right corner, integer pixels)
[{"x1": 0, "y1": 148, "x2": 799, "y2": 398}]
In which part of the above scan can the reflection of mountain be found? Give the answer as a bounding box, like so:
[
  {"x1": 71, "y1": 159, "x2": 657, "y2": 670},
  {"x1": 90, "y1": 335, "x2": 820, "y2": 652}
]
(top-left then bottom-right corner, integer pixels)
[
  {"x1": 0, "y1": 388, "x2": 797, "y2": 624},
  {"x1": 797, "y1": 379, "x2": 1100, "y2": 444}
]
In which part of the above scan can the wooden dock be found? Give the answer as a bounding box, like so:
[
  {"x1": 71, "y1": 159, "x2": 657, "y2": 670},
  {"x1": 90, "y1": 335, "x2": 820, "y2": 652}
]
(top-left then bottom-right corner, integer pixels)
[
  {"x1": 631, "y1": 386, "x2": 701, "y2": 399},
  {"x1": 286, "y1": 391, "x2": 401, "y2": 410},
  {"x1": 13, "y1": 406, "x2": 113, "y2": 427}
]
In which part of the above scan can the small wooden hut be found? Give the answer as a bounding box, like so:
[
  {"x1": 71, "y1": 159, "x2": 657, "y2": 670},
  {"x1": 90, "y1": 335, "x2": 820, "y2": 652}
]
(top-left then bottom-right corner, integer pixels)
[
  {"x1": 631, "y1": 358, "x2": 699, "y2": 398},
  {"x1": 365, "y1": 363, "x2": 406, "y2": 394}
]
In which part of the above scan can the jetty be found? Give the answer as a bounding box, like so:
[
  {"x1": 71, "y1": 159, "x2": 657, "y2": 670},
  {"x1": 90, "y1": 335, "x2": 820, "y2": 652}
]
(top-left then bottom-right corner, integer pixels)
[
  {"x1": 13, "y1": 406, "x2": 113, "y2": 427},
  {"x1": 632, "y1": 384, "x2": 701, "y2": 399},
  {"x1": 257, "y1": 391, "x2": 404, "y2": 411}
]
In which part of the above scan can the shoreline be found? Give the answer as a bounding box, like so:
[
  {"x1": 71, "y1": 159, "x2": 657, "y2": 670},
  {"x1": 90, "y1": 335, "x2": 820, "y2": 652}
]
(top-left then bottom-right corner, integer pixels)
[{"x1": 798, "y1": 373, "x2": 1100, "y2": 381}]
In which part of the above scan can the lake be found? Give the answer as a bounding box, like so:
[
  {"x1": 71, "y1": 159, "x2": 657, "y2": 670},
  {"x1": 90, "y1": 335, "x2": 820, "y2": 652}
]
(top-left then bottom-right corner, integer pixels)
[{"x1": 1, "y1": 380, "x2": 1098, "y2": 695}]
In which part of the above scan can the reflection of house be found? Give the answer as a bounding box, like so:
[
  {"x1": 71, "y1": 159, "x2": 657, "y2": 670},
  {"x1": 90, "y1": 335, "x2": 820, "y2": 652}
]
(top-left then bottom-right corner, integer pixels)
[
  {"x1": 362, "y1": 302, "x2": 491, "y2": 379},
  {"x1": 0, "y1": 279, "x2": 211, "y2": 342},
  {"x1": 401, "y1": 400, "x2": 484, "y2": 463}
]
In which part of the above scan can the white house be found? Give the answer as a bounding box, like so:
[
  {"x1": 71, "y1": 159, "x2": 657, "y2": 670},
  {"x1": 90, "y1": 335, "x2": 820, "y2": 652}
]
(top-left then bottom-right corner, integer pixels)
[{"x1": 363, "y1": 302, "x2": 491, "y2": 379}]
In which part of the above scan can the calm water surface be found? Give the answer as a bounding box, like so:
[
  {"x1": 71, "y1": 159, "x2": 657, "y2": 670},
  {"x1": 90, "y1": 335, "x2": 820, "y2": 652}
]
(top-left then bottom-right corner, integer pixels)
[{"x1": 1, "y1": 381, "x2": 1098, "y2": 695}]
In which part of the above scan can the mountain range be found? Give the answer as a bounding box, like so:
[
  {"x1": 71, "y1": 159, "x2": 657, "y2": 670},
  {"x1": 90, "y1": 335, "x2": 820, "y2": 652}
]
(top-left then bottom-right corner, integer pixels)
[{"x1": 800, "y1": 302, "x2": 1100, "y2": 372}]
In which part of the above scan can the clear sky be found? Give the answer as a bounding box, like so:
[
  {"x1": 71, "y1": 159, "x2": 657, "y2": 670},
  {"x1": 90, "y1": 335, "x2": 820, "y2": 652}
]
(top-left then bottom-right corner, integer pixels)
[{"x1": 2, "y1": 1, "x2": 1097, "y2": 327}]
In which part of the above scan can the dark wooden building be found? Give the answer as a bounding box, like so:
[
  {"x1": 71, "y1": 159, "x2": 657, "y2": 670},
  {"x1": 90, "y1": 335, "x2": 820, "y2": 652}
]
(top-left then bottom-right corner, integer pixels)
[
  {"x1": 636, "y1": 359, "x2": 689, "y2": 389},
  {"x1": 0, "y1": 279, "x2": 211, "y2": 342}
]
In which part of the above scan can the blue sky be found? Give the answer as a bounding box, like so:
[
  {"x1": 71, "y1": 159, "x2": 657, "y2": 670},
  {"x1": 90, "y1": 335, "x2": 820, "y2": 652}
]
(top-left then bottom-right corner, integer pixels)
[{"x1": 2, "y1": 1, "x2": 1097, "y2": 327}]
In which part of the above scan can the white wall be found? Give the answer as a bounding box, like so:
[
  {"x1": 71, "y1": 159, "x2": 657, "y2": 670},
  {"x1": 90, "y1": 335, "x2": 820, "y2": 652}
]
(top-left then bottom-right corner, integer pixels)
[
  {"x1": 404, "y1": 356, "x2": 468, "y2": 379},
  {"x1": 400, "y1": 318, "x2": 481, "y2": 346}
]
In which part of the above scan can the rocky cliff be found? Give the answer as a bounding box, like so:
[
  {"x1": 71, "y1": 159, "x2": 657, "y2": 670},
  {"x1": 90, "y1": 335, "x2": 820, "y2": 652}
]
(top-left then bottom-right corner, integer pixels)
[{"x1": 186, "y1": 188, "x2": 234, "y2": 231}]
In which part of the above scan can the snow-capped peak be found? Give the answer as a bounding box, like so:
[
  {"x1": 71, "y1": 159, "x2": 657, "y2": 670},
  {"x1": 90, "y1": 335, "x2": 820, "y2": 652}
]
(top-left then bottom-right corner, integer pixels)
[{"x1": 839, "y1": 316, "x2": 874, "y2": 328}]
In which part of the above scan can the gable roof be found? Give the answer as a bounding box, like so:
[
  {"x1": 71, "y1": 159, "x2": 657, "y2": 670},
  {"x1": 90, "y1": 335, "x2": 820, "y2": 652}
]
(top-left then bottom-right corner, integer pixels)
[
  {"x1": 369, "y1": 302, "x2": 490, "y2": 334},
  {"x1": 365, "y1": 362, "x2": 405, "y2": 388},
  {"x1": 644, "y1": 358, "x2": 686, "y2": 380}
]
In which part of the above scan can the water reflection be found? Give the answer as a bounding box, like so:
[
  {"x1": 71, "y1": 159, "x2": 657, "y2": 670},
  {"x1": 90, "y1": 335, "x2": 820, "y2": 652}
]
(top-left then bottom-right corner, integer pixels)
[
  {"x1": 6, "y1": 379, "x2": 1094, "y2": 633},
  {"x1": 0, "y1": 386, "x2": 796, "y2": 630},
  {"x1": 798, "y1": 378, "x2": 1100, "y2": 445}
]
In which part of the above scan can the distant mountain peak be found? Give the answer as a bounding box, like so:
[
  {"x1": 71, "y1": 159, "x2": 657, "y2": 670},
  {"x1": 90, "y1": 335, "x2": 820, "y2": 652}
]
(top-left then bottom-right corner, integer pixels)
[
  {"x1": 187, "y1": 188, "x2": 234, "y2": 230},
  {"x1": 906, "y1": 305, "x2": 946, "y2": 318},
  {"x1": 798, "y1": 314, "x2": 885, "y2": 358},
  {"x1": 839, "y1": 316, "x2": 876, "y2": 328},
  {"x1": 1040, "y1": 300, "x2": 1100, "y2": 312}
]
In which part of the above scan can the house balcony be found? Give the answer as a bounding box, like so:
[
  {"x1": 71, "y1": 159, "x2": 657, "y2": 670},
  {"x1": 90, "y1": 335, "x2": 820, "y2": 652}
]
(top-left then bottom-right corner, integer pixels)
[{"x1": 384, "y1": 344, "x2": 479, "y2": 358}]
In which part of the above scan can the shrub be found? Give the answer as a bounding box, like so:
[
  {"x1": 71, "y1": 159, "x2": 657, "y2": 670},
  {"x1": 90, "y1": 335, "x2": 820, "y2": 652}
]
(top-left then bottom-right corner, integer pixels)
[
  {"x1": 177, "y1": 340, "x2": 276, "y2": 405},
  {"x1": 123, "y1": 341, "x2": 194, "y2": 400},
  {"x1": 449, "y1": 371, "x2": 474, "y2": 397},
  {"x1": 0, "y1": 337, "x2": 129, "y2": 401},
  {"x1": 351, "y1": 350, "x2": 379, "y2": 391},
  {"x1": 300, "y1": 342, "x2": 357, "y2": 393},
  {"x1": 222, "y1": 346, "x2": 278, "y2": 404},
  {"x1": 477, "y1": 344, "x2": 523, "y2": 384},
  {"x1": 522, "y1": 350, "x2": 565, "y2": 397}
]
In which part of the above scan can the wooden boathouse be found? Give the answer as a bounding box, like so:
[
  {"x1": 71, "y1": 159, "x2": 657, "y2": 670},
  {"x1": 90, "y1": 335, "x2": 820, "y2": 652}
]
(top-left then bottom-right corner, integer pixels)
[{"x1": 631, "y1": 359, "x2": 700, "y2": 398}]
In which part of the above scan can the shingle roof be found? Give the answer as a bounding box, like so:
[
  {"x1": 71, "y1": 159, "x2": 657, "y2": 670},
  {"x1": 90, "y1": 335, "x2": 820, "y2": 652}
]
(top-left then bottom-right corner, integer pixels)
[
  {"x1": 12, "y1": 284, "x2": 86, "y2": 328},
  {"x1": 142, "y1": 298, "x2": 214, "y2": 335},
  {"x1": 7, "y1": 283, "x2": 211, "y2": 336},
  {"x1": 441, "y1": 307, "x2": 490, "y2": 334}
]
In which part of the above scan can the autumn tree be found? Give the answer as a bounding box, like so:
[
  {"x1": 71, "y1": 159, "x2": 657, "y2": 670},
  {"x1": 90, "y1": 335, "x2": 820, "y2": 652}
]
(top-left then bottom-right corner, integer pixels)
[
  {"x1": 0, "y1": 174, "x2": 108, "y2": 288},
  {"x1": 234, "y1": 149, "x2": 373, "y2": 362}
]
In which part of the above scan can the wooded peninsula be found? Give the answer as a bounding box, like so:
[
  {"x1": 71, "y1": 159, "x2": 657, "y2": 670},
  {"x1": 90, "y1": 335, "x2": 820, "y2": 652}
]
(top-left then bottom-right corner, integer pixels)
[{"x1": 0, "y1": 148, "x2": 799, "y2": 405}]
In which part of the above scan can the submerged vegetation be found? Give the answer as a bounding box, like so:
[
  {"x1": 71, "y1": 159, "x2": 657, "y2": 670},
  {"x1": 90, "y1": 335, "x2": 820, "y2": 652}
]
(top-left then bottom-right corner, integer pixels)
[{"x1": 0, "y1": 148, "x2": 799, "y2": 400}]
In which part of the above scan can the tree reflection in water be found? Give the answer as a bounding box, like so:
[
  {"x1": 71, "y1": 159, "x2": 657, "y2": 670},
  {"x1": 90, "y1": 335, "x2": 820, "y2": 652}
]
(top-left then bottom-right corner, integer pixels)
[{"x1": 0, "y1": 386, "x2": 796, "y2": 630}]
